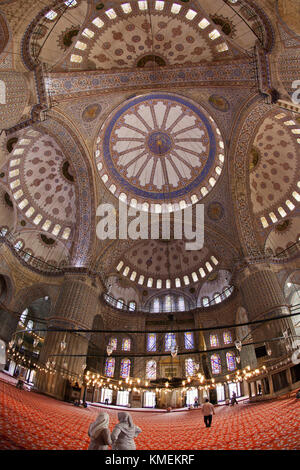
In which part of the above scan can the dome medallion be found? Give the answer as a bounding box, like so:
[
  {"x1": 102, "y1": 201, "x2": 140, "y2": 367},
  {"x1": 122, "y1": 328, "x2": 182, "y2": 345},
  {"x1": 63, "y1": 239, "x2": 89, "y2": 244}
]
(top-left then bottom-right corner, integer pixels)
[{"x1": 95, "y1": 93, "x2": 225, "y2": 211}]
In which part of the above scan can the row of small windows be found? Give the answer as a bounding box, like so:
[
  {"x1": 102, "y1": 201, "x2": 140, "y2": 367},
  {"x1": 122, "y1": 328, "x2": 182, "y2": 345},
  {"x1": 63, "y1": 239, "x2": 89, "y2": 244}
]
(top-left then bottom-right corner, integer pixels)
[
  {"x1": 45, "y1": 1, "x2": 77, "y2": 20},
  {"x1": 104, "y1": 352, "x2": 237, "y2": 379},
  {"x1": 8, "y1": 139, "x2": 71, "y2": 239},
  {"x1": 116, "y1": 299, "x2": 137, "y2": 311},
  {"x1": 147, "y1": 332, "x2": 194, "y2": 351},
  {"x1": 116, "y1": 255, "x2": 219, "y2": 289},
  {"x1": 69, "y1": 2, "x2": 229, "y2": 64},
  {"x1": 210, "y1": 331, "x2": 233, "y2": 347},
  {"x1": 108, "y1": 338, "x2": 131, "y2": 352},
  {"x1": 146, "y1": 331, "x2": 233, "y2": 352},
  {"x1": 260, "y1": 191, "x2": 300, "y2": 228},
  {"x1": 108, "y1": 333, "x2": 195, "y2": 353},
  {"x1": 150, "y1": 295, "x2": 189, "y2": 313},
  {"x1": 259, "y1": 113, "x2": 300, "y2": 229},
  {"x1": 201, "y1": 286, "x2": 234, "y2": 307},
  {"x1": 105, "y1": 357, "x2": 131, "y2": 378},
  {"x1": 0, "y1": 233, "x2": 33, "y2": 261},
  {"x1": 211, "y1": 352, "x2": 237, "y2": 374},
  {"x1": 97, "y1": 150, "x2": 224, "y2": 212}
]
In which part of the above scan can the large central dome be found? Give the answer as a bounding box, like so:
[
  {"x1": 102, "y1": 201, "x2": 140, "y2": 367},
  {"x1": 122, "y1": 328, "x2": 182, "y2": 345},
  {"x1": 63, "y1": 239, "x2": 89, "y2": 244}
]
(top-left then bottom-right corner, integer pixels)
[{"x1": 95, "y1": 93, "x2": 225, "y2": 210}]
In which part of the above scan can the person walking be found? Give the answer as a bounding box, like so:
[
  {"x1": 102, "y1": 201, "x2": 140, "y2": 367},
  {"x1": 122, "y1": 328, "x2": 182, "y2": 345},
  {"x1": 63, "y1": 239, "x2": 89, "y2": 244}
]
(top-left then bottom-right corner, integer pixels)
[
  {"x1": 88, "y1": 412, "x2": 112, "y2": 450},
  {"x1": 111, "y1": 412, "x2": 142, "y2": 450},
  {"x1": 231, "y1": 391, "x2": 238, "y2": 406},
  {"x1": 202, "y1": 398, "x2": 215, "y2": 428}
]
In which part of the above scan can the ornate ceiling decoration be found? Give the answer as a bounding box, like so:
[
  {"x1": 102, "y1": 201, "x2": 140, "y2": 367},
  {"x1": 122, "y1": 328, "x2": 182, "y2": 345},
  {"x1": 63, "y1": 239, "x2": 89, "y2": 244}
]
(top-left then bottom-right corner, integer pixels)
[
  {"x1": 66, "y1": 0, "x2": 244, "y2": 71},
  {"x1": 95, "y1": 92, "x2": 225, "y2": 210},
  {"x1": 250, "y1": 110, "x2": 300, "y2": 230},
  {"x1": 4, "y1": 128, "x2": 76, "y2": 241},
  {"x1": 114, "y1": 239, "x2": 220, "y2": 289}
]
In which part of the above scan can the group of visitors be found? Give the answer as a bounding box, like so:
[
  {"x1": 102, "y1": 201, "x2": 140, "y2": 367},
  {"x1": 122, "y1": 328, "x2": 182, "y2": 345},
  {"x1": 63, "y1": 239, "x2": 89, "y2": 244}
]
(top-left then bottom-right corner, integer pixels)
[
  {"x1": 87, "y1": 391, "x2": 243, "y2": 448},
  {"x1": 88, "y1": 397, "x2": 218, "y2": 450},
  {"x1": 88, "y1": 411, "x2": 142, "y2": 450}
]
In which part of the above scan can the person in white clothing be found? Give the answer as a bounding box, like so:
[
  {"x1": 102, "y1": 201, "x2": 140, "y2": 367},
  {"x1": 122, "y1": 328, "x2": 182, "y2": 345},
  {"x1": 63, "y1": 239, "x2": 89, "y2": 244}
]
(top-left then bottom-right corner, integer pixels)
[{"x1": 202, "y1": 399, "x2": 215, "y2": 428}]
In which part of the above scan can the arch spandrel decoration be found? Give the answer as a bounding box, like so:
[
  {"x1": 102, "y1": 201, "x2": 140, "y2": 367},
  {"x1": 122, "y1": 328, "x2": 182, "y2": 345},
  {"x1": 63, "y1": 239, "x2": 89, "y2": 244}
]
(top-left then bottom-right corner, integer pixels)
[
  {"x1": 230, "y1": 97, "x2": 274, "y2": 257},
  {"x1": 35, "y1": 118, "x2": 96, "y2": 267}
]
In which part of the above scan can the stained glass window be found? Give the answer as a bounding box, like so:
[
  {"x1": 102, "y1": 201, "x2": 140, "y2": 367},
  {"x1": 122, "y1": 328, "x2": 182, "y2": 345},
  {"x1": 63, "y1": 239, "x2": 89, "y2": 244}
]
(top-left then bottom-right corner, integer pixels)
[
  {"x1": 122, "y1": 338, "x2": 131, "y2": 351},
  {"x1": 146, "y1": 360, "x2": 156, "y2": 380},
  {"x1": 108, "y1": 337, "x2": 117, "y2": 351},
  {"x1": 164, "y1": 295, "x2": 173, "y2": 312},
  {"x1": 210, "y1": 334, "x2": 219, "y2": 347},
  {"x1": 184, "y1": 332, "x2": 194, "y2": 349},
  {"x1": 211, "y1": 354, "x2": 221, "y2": 375},
  {"x1": 105, "y1": 357, "x2": 115, "y2": 377},
  {"x1": 120, "y1": 358, "x2": 131, "y2": 378},
  {"x1": 185, "y1": 358, "x2": 195, "y2": 377},
  {"x1": 165, "y1": 333, "x2": 176, "y2": 351},
  {"x1": 147, "y1": 333, "x2": 156, "y2": 352},
  {"x1": 226, "y1": 352, "x2": 236, "y2": 371},
  {"x1": 223, "y1": 331, "x2": 232, "y2": 344}
]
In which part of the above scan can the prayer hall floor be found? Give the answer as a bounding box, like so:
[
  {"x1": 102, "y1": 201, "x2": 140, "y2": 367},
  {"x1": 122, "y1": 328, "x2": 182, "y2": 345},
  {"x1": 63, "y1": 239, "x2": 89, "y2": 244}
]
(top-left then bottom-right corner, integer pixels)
[{"x1": 0, "y1": 376, "x2": 299, "y2": 450}]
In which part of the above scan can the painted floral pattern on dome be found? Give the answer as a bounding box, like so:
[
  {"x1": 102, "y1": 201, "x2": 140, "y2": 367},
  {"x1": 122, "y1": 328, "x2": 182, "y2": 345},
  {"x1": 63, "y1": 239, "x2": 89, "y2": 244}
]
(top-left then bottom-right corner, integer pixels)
[
  {"x1": 82, "y1": 4, "x2": 221, "y2": 70},
  {"x1": 250, "y1": 114, "x2": 300, "y2": 218},
  {"x1": 95, "y1": 93, "x2": 225, "y2": 208},
  {"x1": 7, "y1": 129, "x2": 76, "y2": 240}
]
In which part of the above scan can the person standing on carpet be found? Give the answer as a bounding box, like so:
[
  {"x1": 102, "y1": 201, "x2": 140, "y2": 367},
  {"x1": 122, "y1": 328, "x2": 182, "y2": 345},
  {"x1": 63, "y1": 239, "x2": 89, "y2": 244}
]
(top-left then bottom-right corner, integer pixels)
[
  {"x1": 202, "y1": 398, "x2": 215, "y2": 428},
  {"x1": 231, "y1": 391, "x2": 238, "y2": 406},
  {"x1": 111, "y1": 412, "x2": 142, "y2": 450},
  {"x1": 88, "y1": 412, "x2": 112, "y2": 450}
]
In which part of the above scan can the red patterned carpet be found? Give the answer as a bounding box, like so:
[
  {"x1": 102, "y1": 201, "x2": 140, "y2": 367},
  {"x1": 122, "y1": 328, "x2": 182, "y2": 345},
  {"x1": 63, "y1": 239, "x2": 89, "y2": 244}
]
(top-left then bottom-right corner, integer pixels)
[{"x1": 0, "y1": 376, "x2": 299, "y2": 450}]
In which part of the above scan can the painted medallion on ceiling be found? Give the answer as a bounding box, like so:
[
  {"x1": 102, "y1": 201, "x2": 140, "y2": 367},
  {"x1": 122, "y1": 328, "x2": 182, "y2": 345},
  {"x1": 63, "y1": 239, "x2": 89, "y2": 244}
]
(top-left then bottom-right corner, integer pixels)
[{"x1": 95, "y1": 93, "x2": 225, "y2": 210}]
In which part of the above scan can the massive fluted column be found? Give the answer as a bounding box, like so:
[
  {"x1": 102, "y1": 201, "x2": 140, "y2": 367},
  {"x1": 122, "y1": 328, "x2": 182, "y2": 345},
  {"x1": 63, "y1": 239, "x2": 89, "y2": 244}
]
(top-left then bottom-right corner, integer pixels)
[
  {"x1": 236, "y1": 262, "x2": 294, "y2": 359},
  {"x1": 36, "y1": 272, "x2": 102, "y2": 399}
]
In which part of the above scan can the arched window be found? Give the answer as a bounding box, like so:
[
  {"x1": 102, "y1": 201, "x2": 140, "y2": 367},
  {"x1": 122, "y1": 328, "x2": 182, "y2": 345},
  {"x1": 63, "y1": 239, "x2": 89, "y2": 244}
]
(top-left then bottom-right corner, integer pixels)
[
  {"x1": 184, "y1": 332, "x2": 194, "y2": 349},
  {"x1": 223, "y1": 331, "x2": 232, "y2": 344},
  {"x1": 14, "y1": 240, "x2": 23, "y2": 251},
  {"x1": 146, "y1": 360, "x2": 156, "y2": 380},
  {"x1": 152, "y1": 298, "x2": 160, "y2": 313},
  {"x1": 116, "y1": 299, "x2": 124, "y2": 309},
  {"x1": 165, "y1": 333, "x2": 176, "y2": 351},
  {"x1": 0, "y1": 80, "x2": 6, "y2": 105},
  {"x1": 0, "y1": 227, "x2": 8, "y2": 236},
  {"x1": 185, "y1": 358, "x2": 195, "y2": 377},
  {"x1": 108, "y1": 338, "x2": 117, "y2": 351},
  {"x1": 178, "y1": 296, "x2": 185, "y2": 311},
  {"x1": 122, "y1": 338, "x2": 131, "y2": 351},
  {"x1": 211, "y1": 354, "x2": 221, "y2": 375},
  {"x1": 23, "y1": 250, "x2": 33, "y2": 262},
  {"x1": 213, "y1": 293, "x2": 221, "y2": 304},
  {"x1": 147, "y1": 333, "x2": 156, "y2": 352},
  {"x1": 26, "y1": 320, "x2": 33, "y2": 331},
  {"x1": 105, "y1": 357, "x2": 115, "y2": 377},
  {"x1": 120, "y1": 358, "x2": 131, "y2": 378},
  {"x1": 19, "y1": 308, "x2": 28, "y2": 324},
  {"x1": 226, "y1": 352, "x2": 236, "y2": 371},
  {"x1": 210, "y1": 334, "x2": 219, "y2": 347},
  {"x1": 128, "y1": 301, "x2": 136, "y2": 311},
  {"x1": 164, "y1": 295, "x2": 173, "y2": 312},
  {"x1": 202, "y1": 297, "x2": 210, "y2": 307}
]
